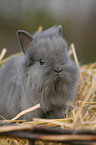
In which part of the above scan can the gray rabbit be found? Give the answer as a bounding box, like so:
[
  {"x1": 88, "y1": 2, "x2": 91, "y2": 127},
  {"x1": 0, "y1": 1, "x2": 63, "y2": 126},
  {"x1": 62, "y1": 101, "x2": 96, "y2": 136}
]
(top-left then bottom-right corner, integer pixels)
[{"x1": 0, "y1": 25, "x2": 79, "y2": 120}]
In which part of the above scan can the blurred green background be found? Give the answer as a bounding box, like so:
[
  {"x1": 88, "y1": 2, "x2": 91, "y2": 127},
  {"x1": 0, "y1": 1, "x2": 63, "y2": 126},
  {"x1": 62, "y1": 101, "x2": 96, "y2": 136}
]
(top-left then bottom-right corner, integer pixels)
[{"x1": 0, "y1": 0, "x2": 96, "y2": 64}]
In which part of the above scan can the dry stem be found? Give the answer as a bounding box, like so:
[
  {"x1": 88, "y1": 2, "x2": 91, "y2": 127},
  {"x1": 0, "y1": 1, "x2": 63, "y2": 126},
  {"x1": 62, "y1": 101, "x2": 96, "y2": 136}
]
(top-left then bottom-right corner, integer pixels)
[
  {"x1": 0, "y1": 48, "x2": 7, "y2": 62},
  {"x1": 3, "y1": 103, "x2": 40, "y2": 123}
]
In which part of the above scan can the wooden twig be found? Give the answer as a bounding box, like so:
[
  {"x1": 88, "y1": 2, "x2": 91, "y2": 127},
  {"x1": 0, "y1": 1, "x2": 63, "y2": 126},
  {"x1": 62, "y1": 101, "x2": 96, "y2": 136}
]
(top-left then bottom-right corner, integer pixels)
[
  {"x1": 38, "y1": 134, "x2": 96, "y2": 142},
  {"x1": 0, "y1": 124, "x2": 34, "y2": 133}
]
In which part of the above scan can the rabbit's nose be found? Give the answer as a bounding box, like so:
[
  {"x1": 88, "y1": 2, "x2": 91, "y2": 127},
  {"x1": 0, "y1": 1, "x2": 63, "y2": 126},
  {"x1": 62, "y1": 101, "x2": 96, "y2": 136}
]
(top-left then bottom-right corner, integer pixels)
[{"x1": 54, "y1": 64, "x2": 63, "y2": 73}]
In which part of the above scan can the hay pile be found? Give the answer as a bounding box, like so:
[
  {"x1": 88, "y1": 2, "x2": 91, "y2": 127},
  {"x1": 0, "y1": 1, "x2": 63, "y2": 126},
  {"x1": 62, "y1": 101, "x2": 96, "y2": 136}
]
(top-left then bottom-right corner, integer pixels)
[{"x1": 0, "y1": 45, "x2": 96, "y2": 144}]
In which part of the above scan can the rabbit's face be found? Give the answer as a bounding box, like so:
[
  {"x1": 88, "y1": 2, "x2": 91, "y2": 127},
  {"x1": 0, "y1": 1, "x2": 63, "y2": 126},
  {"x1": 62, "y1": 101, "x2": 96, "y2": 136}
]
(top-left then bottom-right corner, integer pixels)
[{"x1": 26, "y1": 36, "x2": 68, "y2": 82}]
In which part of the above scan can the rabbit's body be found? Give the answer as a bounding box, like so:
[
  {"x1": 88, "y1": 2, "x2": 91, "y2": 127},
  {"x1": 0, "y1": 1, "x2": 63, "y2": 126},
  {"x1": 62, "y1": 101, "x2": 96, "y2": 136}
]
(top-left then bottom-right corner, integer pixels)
[{"x1": 0, "y1": 26, "x2": 79, "y2": 120}]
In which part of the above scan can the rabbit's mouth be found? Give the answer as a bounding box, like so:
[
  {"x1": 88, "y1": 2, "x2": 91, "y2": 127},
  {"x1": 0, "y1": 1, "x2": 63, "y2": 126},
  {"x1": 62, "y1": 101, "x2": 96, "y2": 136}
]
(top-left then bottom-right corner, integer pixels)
[
  {"x1": 56, "y1": 75, "x2": 62, "y2": 81},
  {"x1": 54, "y1": 72, "x2": 63, "y2": 82}
]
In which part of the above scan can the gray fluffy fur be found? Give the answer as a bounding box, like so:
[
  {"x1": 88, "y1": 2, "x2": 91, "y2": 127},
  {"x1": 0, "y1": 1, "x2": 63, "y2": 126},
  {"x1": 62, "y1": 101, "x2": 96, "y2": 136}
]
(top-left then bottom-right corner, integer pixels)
[{"x1": 0, "y1": 25, "x2": 79, "y2": 120}]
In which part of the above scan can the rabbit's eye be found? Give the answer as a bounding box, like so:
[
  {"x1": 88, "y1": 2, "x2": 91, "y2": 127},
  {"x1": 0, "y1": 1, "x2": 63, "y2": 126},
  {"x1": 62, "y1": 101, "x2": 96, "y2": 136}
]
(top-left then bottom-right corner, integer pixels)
[{"x1": 40, "y1": 59, "x2": 44, "y2": 65}]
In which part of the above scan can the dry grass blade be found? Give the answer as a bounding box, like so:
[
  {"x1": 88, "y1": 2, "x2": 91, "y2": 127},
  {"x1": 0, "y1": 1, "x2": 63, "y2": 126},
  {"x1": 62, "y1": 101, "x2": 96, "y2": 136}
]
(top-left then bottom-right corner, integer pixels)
[
  {"x1": 79, "y1": 101, "x2": 96, "y2": 105},
  {"x1": 11, "y1": 103, "x2": 41, "y2": 121},
  {"x1": 71, "y1": 43, "x2": 83, "y2": 84},
  {"x1": 0, "y1": 48, "x2": 7, "y2": 62},
  {"x1": 71, "y1": 43, "x2": 79, "y2": 67},
  {"x1": 38, "y1": 26, "x2": 43, "y2": 32},
  {"x1": 33, "y1": 118, "x2": 73, "y2": 128},
  {"x1": 2, "y1": 103, "x2": 40, "y2": 123}
]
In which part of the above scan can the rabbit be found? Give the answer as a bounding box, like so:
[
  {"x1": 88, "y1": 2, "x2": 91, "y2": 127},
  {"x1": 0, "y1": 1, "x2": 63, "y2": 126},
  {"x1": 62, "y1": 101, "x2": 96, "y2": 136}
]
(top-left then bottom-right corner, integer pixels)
[{"x1": 0, "y1": 25, "x2": 79, "y2": 120}]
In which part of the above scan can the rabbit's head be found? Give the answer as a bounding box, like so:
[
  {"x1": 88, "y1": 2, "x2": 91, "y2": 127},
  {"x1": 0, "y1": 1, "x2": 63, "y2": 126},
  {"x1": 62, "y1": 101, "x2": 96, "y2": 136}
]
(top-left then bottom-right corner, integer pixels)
[{"x1": 17, "y1": 25, "x2": 79, "y2": 113}]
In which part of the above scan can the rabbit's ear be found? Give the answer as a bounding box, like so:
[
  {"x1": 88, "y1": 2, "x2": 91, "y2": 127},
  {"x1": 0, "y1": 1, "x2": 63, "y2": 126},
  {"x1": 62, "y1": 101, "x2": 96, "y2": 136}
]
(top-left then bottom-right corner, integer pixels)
[
  {"x1": 56, "y1": 25, "x2": 62, "y2": 36},
  {"x1": 17, "y1": 30, "x2": 33, "y2": 54}
]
